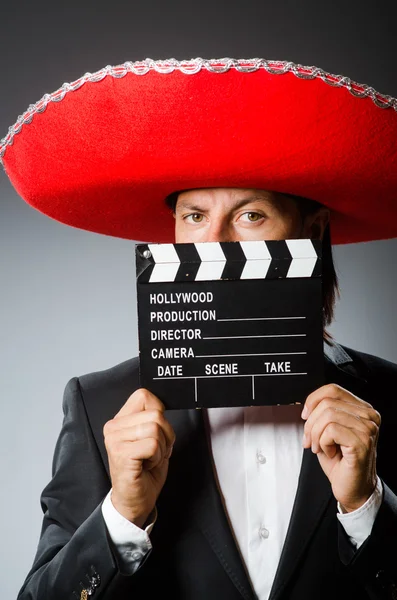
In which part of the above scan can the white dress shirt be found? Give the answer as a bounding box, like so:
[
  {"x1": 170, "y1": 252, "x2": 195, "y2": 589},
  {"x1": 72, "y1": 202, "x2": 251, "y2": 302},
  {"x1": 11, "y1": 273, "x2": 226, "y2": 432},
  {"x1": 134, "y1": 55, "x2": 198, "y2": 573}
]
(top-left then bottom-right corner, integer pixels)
[{"x1": 102, "y1": 404, "x2": 383, "y2": 599}]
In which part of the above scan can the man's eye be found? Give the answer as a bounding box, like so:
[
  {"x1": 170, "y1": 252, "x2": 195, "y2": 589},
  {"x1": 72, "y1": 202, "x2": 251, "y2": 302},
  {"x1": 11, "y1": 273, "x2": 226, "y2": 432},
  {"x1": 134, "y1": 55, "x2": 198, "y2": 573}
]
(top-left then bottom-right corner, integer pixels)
[
  {"x1": 185, "y1": 213, "x2": 204, "y2": 223},
  {"x1": 240, "y1": 212, "x2": 263, "y2": 222}
]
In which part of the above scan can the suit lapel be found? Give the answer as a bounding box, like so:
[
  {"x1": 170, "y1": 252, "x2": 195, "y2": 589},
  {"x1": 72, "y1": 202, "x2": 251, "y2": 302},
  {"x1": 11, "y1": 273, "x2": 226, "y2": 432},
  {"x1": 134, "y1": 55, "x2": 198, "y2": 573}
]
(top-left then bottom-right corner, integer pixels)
[
  {"x1": 268, "y1": 446, "x2": 332, "y2": 600},
  {"x1": 268, "y1": 343, "x2": 370, "y2": 600}
]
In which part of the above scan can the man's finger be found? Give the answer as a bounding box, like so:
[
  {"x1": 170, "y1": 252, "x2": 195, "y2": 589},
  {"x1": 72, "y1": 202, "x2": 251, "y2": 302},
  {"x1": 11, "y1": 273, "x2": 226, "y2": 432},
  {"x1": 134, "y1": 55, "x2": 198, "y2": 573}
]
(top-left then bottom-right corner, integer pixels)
[
  {"x1": 317, "y1": 422, "x2": 366, "y2": 460},
  {"x1": 105, "y1": 409, "x2": 175, "y2": 448},
  {"x1": 302, "y1": 384, "x2": 376, "y2": 420},
  {"x1": 305, "y1": 398, "x2": 380, "y2": 428},
  {"x1": 118, "y1": 438, "x2": 165, "y2": 470},
  {"x1": 107, "y1": 420, "x2": 168, "y2": 451},
  {"x1": 305, "y1": 409, "x2": 379, "y2": 453},
  {"x1": 303, "y1": 400, "x2": 379, "y2": 444},
  {"x1": 115, "y1": 388, "x2": 166, "y2": 418}
]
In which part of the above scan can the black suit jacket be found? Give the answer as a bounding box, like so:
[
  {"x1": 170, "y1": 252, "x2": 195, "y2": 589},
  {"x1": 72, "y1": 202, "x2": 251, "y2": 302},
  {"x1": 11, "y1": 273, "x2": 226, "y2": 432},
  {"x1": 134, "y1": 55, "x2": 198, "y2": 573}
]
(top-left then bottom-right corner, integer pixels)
[{"x1": 18, "y1": 343, "x2": 397, "y2": 600}]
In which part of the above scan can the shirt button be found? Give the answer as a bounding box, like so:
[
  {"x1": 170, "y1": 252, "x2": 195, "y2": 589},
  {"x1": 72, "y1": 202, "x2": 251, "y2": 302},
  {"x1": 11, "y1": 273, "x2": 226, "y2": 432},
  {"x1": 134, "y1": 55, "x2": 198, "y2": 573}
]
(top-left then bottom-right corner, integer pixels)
[
  {"x1": 259, "y1": 526, "x2": 270, "y2": 539},
  {"x1": 256, "y1": 451, "x2": 266, "y2": 464}
]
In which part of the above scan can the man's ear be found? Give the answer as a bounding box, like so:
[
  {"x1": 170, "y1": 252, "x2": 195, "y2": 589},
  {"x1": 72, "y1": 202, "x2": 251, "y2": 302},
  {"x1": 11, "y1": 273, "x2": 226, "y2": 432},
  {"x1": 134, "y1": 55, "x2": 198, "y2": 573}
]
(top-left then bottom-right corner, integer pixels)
[{"x1": 303, "y1": 208, "x2": 330, "y2": 240}]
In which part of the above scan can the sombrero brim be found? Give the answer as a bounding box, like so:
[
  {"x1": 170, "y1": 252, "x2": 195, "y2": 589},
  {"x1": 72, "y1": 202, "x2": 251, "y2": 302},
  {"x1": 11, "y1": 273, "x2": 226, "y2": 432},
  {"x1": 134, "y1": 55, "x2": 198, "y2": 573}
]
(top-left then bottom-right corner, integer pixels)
[{"x1": 2, "y1": 58, "x2": 397, "y2": 244}]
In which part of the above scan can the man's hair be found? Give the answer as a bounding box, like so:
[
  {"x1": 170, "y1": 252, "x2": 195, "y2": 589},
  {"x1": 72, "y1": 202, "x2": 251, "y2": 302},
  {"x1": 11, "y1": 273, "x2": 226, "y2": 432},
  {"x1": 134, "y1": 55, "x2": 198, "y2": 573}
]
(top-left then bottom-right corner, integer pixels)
[
  {"x1": 282, "y1": 193, "x2": 339, "y2": 342},
  {"x1": 165, "y1": 191, "x2": 339, "y2": 340}
]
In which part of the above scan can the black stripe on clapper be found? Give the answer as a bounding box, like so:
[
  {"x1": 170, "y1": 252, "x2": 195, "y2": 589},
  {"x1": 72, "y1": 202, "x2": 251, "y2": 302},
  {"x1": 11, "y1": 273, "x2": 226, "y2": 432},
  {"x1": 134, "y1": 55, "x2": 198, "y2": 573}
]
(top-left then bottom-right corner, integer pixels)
[
  {"x1": 311, "y1": 258, "x2": 322, "y2": 278},
  {"x1": 311, "y1": 240, "x2": 322, "y2": 278},
  {"x1": 265, "y1": 240, "x2": 292, "y2": 278},
  {"x1": 220, "y1": 241, "x2": 246, "y2": 280},
  {"x1": 174, "y1": 243, "x2": 201, "y2": 282}
]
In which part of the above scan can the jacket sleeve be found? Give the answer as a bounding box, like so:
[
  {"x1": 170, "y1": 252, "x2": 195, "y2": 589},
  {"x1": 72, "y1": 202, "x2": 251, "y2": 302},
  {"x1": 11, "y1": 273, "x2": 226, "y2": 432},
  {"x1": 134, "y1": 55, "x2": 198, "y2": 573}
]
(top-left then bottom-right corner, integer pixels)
[
  {"x1": 17, "y1": 377, "x2": 140, "y2": 600},
  {"x1": 337, "y1": 348, "x2": 397, "y2": 600},
  {"x1": 338, "y1": 483, "x2": 397, "y2": 600}
]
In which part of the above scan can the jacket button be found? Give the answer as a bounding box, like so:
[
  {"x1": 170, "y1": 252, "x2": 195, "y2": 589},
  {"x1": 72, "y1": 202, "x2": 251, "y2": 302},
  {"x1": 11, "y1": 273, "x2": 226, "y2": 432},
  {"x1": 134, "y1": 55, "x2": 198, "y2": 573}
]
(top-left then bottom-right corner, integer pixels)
[
  {"x1": 376, "y1": 571, "x2": 397, "y2": 598},
  {"x1": 376, "y1": 570, "x2": 388, "y2": 588}
]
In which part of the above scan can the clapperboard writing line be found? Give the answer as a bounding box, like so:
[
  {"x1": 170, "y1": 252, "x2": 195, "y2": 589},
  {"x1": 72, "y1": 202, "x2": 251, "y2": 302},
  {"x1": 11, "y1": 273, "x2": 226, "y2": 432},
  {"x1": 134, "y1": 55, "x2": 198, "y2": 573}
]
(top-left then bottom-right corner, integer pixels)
[
  {"x1": 217, "y1": 316, "x2": 306, "y2": 321},
  {"x1": 196, "y1": 352, "x2": 307, "y2": 357},
  {"x1": 153, "y1": 373, "x2": 308, "y2": 380},
  {"x1": 203, "y1": 334, "x2": 306, "y2": 339}
]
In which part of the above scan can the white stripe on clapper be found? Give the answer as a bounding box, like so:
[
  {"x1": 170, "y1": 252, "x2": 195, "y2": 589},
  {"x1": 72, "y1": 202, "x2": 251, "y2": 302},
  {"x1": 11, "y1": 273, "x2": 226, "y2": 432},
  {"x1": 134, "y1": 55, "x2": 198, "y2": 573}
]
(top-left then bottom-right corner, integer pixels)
[
  {"x1": 194, "y1": 242, "x2": 226, "y2": 281},
  {"x1": 148, "y1": 243, "x2": 180, "y2": 282},
  {"x1": 240, "y1": 240, "x2": 272, "y2": 279},
  {"x1": 285, "y1": 240, "x2": 317, "y2": 278}
]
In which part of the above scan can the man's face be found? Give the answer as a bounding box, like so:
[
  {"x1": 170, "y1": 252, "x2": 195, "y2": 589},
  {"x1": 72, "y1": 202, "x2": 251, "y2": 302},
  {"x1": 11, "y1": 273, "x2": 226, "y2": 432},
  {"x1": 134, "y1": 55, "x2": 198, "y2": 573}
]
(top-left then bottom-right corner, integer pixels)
[{"x1": 174, "y1": 188, "x2": 329, "y2": 243}]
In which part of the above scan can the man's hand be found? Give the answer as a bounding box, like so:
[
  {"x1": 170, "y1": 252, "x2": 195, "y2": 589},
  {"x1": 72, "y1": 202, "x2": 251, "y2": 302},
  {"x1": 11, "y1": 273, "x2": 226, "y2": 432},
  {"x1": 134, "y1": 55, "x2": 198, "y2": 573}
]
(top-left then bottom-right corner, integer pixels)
[
  {"x1": 103, "y1": 388, "x2": 176, "y2": 528},
  {"x1": 302, "y1": 384, "x2": 380, "y2": 512}
]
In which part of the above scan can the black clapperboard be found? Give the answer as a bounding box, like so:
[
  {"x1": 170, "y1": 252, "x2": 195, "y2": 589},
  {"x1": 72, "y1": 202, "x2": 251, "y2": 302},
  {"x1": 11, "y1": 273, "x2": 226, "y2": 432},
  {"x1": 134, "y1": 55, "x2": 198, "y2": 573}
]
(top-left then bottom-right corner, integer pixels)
[{"x1": 136, "y1": 240, "x2": 324, "y2": 409}]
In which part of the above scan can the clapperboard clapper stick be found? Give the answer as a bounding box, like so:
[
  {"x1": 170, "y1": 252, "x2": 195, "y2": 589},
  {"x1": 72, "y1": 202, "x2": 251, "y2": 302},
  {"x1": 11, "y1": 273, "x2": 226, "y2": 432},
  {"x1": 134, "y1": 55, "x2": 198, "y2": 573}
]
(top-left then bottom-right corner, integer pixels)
[{"x1": 136, "y1": 239, "x2": 324, "y2": 409}]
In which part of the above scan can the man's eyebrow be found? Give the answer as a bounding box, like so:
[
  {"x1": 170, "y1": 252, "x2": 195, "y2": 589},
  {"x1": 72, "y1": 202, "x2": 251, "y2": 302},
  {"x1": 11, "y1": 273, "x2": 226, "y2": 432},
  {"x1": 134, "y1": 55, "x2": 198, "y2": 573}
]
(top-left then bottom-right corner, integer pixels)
[
  {"x1": 176, "y1": 202, "x2": 209, "y2": 212},
  {"x1": 176, "y1": 196, "x2": 271, "y2": 212},
  {"x1": 229, "y1": 196, "x2": 271, "y2": 210}
]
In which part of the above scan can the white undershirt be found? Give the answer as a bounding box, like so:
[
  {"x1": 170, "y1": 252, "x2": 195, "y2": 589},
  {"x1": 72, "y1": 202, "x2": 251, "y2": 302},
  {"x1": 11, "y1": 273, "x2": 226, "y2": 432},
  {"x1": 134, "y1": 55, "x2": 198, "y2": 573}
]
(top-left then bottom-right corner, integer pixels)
[{"x1": 102, "y1": 405, "x2": 383, "y2": 599}]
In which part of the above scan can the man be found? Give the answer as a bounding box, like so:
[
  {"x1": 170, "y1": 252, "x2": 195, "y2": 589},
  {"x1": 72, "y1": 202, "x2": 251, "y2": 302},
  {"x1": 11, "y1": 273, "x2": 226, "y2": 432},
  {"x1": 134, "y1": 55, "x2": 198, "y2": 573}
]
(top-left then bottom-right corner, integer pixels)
[{"x1": 1, "y1": 58, "x2": 397, "y2": 599}]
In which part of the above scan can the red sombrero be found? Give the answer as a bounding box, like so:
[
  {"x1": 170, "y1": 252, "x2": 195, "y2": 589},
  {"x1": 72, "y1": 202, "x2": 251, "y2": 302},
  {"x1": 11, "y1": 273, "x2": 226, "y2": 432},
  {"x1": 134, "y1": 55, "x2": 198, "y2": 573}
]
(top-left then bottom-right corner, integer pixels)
[{"x1": 1, "y1": 57, "x2": 397, "y2": 244}]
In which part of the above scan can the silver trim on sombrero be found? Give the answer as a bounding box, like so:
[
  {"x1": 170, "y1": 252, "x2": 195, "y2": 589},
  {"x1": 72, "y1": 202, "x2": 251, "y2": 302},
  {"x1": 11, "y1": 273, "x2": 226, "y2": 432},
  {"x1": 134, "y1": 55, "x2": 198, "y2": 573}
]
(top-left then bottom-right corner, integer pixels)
[{"x1": 1, "y1": 57, "x2": 397, "y2": 164}]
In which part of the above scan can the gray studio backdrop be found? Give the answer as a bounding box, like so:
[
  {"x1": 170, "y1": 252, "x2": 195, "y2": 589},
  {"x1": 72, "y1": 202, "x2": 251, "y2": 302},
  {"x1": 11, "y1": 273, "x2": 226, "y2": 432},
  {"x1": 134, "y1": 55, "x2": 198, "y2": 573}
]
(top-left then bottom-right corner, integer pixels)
[{"x1": 1, "y1": 1, "x2": 397, "y2": 598}]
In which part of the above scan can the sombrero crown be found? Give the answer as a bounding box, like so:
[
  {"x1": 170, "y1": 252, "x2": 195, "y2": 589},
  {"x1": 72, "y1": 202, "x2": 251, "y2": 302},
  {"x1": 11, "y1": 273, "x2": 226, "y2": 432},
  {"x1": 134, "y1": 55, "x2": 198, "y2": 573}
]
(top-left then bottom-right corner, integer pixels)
[{"x1": 2, "y1": 57, "x2": 397, "y2": 244}]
